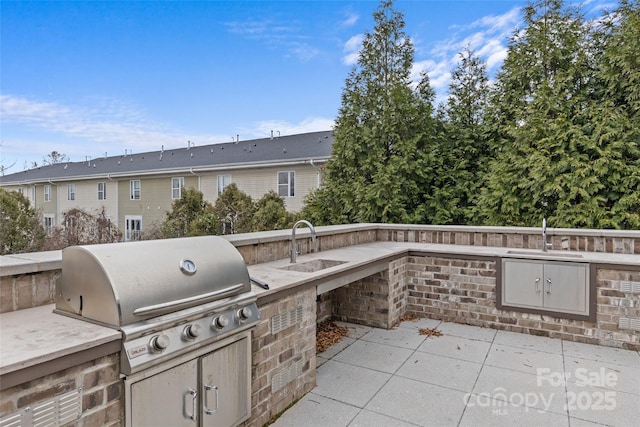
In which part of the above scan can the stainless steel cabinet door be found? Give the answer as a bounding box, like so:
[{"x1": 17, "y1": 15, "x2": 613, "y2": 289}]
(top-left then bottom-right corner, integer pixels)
[
  {"x1": 131, "y1": 359, "x2": 199, "y2": 427},
  {"x1": 502, "y1": 260, "x2": 544, "y2": 308},
  {"x1": 543, "y1": 262, "x2": 588, "y2": 314},
  {"x1": 200, "y1": 336, "x2": 250, "y2": 427}
]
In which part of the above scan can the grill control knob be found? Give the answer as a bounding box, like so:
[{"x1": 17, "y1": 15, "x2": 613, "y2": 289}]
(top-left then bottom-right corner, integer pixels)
[
  {"x1": 237, "y1": 306, "x2": 253, "y2": 321},
  {"x1": 183, "y1": 324, "x2": 202, "y2": 340},
  {"x1": 150, "y1": 334, "x2": 170, "y2": 353},
  {"x1": 212, "y1": 315, "x2": 229, "y2": 330}
]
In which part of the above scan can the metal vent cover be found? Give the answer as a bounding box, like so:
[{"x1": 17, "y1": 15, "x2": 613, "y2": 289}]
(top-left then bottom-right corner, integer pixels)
[
  {"x1": 0, "y1": 388, "x2": 82, "y2": 427},
  {"x1": 620, "y1": 281, "x2": 640, "y2": 293},
  {"x1": 271, "y1": 306, "x2": 303, "y2": 334},
  {"x1": 619, "y1": 317, "x2": 640, "y2": 331},
  {"x1": 271, "y1": 359, "x2": 303, "y2": 392}
]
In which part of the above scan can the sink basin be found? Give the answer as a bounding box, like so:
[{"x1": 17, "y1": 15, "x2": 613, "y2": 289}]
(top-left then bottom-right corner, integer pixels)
[
  {"x1": 280, "y1": 259, "x2": 347, "y2": 273},
  {"x1": 507, "y1": 250, "x2": 583, "y2": 259}
]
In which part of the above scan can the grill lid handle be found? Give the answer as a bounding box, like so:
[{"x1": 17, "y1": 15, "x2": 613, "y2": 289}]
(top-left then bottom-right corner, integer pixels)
[{"x1": 133, "y1": 283, "x2": 244, "y2": 317}]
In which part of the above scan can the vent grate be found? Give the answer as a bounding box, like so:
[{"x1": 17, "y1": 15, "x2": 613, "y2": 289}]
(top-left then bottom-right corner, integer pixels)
[
  {"x1": 620, "y1": 281, "x2": 640, "y2": 293},
  {"x1": 271, "y1": 359, "x2": 303, "y2": 392},
  {"x1": 271, "y1": 306, "x2": 303, "y2": 334},
  {"x1": 0, "y1": 388, "x2": 82, "y2": 427},
  {"x1": 619, "y1": 317, "x2": 640, "y2": 331}
]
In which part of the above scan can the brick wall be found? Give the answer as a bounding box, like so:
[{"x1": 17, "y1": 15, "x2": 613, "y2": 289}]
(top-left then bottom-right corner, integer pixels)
[
  {"x1": 332, "y1": 271, "x2": 391, "y2": 329},
  {"x1": 0, "y1": 353, "x2": 122, "y2": 427},
  {"x1": 0, "y1": 271, "x2": 58, "y2": 314},
  {"x1": 380, "y1": 227, "x2": 640, "y2": 254},
  {"x1": 406, "y1": 255, "x2": 640, "y2": 351},
  {"x1": 244, "y1": 287, "x2": 317, "y2": 427}
]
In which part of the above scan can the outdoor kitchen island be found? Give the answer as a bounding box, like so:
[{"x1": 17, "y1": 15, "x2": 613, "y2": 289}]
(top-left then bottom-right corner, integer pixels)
[{"x1": 1, "y1": 224, "x2": 639, "y2": 426}]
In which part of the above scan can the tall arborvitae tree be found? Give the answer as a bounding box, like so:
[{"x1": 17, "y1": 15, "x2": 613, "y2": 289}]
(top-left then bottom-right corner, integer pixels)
[
  {"x1": 305, "y1": 0, "x2": 437, "y2": 224},
  {"x1": 579, "y1": 0, "x2": 640, "y2": 229},
  {"x1": 478, "y1": 0, "x2": 595, "y2": 226},
  {"x1": 437, "y1": 47, "x2": 490, "y2": 224}
]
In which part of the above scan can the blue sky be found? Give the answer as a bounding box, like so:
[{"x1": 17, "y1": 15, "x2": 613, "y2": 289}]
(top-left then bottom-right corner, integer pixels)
[{"x1": 1, "y1": 0, "x2": 613, "y2": 172}]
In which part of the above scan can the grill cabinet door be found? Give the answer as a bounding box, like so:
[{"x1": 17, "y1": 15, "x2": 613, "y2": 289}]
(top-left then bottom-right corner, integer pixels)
[
  {"x1": 200, "y1": 336, "x2": 250, "y2": 427},
  {"x1": 131, "y1": 359, "x2": 199, "y2": 427}
]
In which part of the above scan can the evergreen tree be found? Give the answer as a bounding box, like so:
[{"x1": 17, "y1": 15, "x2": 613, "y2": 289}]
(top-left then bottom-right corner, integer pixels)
[
  {"x1": 252, "y1": 191, "x2": 295, "y2": 231},
  {"x1": 161, "y1": 188, "x2": 216, "y2": 238},
  {"x1": 477, "y1": 0, "x2": 595, "y2": 226},
  {"x1": 308, "y1": 0, "x2": 436, "y2": 224},
  {"x1": 0, "y1": 188, "x2": 46, "y2": 254},
  {"x1": 580, "y1": 0, "x2": 640, "y2": 228},
  {"x1": 213, "y1": 183, "x2": 254, "y2": 234},
  {"x1": 437, "y1": 47, "x2": 490, "y2": 224}
]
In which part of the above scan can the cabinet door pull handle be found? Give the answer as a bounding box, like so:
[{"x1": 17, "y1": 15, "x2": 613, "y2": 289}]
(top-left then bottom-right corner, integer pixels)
[
  {"x1": 545, "y1": 278, "x2": 552, "y2": 294},
  {"x1": 203, "y1": 384, "x2": 219, "y2": 415},
  {"x1": 185, "y1": 389, "x2": 198, "y2": 422},
  {"x1": 534, "y1": 277, "x2": 541, "y2": 293}
]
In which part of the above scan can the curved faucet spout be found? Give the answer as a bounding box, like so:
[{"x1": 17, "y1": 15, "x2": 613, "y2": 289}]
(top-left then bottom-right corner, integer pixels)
[
  {"x1": 291, "y1": 220, "x2": 317, "y2": 263},
  {"x1": 542, "y1": 218, "x2": 552, "y2": 252}
]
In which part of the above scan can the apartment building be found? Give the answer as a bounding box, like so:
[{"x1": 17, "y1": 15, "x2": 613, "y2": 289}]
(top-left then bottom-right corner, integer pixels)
[{"x1": 0, "y1": 131, "x2": 333, "y2": 240}]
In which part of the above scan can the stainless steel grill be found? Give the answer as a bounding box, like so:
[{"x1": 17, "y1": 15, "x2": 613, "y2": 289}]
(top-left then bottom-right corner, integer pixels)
[{"x1": 55, "y1": 235, "x2": 260, "y2": 426}]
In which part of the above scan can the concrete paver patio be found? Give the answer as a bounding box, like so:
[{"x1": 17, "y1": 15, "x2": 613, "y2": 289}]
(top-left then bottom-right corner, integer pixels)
[{"x1": 272, "y1": 319, "x2": 640, "y2": 427}]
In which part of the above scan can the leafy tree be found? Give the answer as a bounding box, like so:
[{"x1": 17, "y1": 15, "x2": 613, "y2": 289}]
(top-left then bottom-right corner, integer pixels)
[
  {"x1": 436, "y1": 47, "x2": 490, "y2": 224},
  {"x1": 307, "y1": 0, "x2": 437, "y2": 224},
  {"x1": 252, "y1": 191, "x2": 295, "y2": 231},
  {"x1": 0, "y1": 188, "x2": 46, "y2": 254},
  {"x1": 213, "y1": 183, "x2": 254, "y2": 234},
  {"x1": 45, "y1": 207, "x2": 122, "y2": 248},
  {"x1": 161, "y1": 187, "x2": 216, "y2": 238}
]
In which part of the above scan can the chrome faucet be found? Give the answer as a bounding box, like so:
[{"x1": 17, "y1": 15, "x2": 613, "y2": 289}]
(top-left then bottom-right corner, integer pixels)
[
  {"x1": 290, "y1": 220, "x2": 317, "y2": 263},
  {"x1": 542, "y1": 218, "x2": 552, "y2": 252}
]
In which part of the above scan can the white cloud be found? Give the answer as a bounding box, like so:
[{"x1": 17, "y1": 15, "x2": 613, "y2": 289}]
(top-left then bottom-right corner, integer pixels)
[
  {"x1": 342, "y1": 34, "x2": 364, "y2": 65},
  {"x1": 342, "y1": 12, "x2": 358, "y2": 27}
]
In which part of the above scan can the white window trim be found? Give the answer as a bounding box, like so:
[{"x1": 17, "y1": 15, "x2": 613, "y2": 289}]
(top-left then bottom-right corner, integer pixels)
[
  {"x1": 67, "y1": 184, "x2": 75, "y2": 201},
  {"x1": 125, "y1": 215, "x2": 142, "y2": 241},
  {"x1": 278, "y1": 171, "x2": 295, "y2": 197},
  {"x1": 130, "y1": 180, "x2": 141, "y2": 200},
  {"x1": 44, "y1": 214, "x2": 55, "y2": 236},
  {"x1": 98, "y1": 182, "x2": 107, "y2": 200},
  {"x1": 171, "y1": 177, "x2": 184, "y2": 200},
  {"x1": 44, "y1": 184, "x2": 51, "y2": 202},
  {"x1": 217, "y1": 174, "x2": 232, "y2": 195}
]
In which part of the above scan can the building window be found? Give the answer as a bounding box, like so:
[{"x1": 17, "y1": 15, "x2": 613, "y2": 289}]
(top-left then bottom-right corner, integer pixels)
[
  {"x1": 18, "y1": 187, "x2": 24, "y2": 195},
  {"x1": 98, "y1": 182, "x2": 107, "y2": 200},
  {"x1": 67, "y1": 184, "x2": 75, "y2": 201},
  {"x1": 44, "y1": 184, "x2": 51, "y2": 202},
  {"x1": 130, "y1": 180, "x2": 141, "y2": 200},
  {"x1": 125, "y1": 215, "x2": 142, "y2": 241},
  {"x1": 172, "y1": 177, "x2": 184, "y2": 199},
  {"x1": 278, "y1": 171, "x2": 295, "y2": 197},
  {"x1": 217, "y1": 174, "x2": 231, "y2": 195},
  {"x1": 43, "y1": 215, "x2": 55, "y2": 236}
]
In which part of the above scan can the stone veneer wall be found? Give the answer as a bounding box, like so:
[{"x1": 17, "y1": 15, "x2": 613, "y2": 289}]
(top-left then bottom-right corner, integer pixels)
[
  {"x1": 406, "y1": 255, "x2": 640, "y2": 351},
  {"x1": 243, "y1": 287, "x2": 317, "y2": 427},
  {"x1": 0, "y1": 353, "x2": 122, "y2": 427}
]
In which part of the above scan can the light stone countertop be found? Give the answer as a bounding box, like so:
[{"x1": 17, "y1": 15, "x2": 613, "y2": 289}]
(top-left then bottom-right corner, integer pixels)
[
  {"x1": 0, "y1": 304, "x2": 121, "y2": 377},
  {"x1": 1, "y1": 241, "x2": 638, "y2": 383},
  {"x1": 247, "y1": 241, "x2": 640, "y2": 297}
]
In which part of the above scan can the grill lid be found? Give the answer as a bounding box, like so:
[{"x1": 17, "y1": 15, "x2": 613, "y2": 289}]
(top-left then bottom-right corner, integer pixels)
[{"x1": 55, "y1": 236, "x2": 251, "y2": 327}]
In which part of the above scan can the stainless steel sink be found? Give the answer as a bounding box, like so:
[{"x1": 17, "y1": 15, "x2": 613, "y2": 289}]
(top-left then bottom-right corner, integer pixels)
[
  {"x1": 507, "y1": 250, "x2": 583, "y2": 258},
  {"x1": 280, "y1": 259, "x2": 347, "y2": 273}
]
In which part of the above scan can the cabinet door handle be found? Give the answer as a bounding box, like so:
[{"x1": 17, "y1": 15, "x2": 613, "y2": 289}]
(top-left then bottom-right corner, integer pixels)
[
  {"x1": 535, "y1": 277, "x2": 541, "y2": 293},
  {"x1": 203, "y1": 384, "x2": 219, "y2": 415},
  {"x1": 185, "y1": 389, "x2": 198, "y2": 422},
  {"x1": 545, "y1": 278, "x2": 552, "y2": 294}
]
